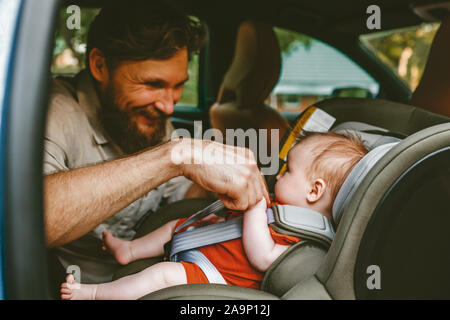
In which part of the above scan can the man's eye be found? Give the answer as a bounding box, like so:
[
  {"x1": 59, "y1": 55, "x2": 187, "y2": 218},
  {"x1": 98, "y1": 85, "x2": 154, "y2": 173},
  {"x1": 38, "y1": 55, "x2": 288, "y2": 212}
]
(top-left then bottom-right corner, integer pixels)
[
  {"x1": 176, "y1": 81, "x2": 187, "y2": 89},
  {"x1": 146, "y1": 82, "x2": 163, "y2": 88}
]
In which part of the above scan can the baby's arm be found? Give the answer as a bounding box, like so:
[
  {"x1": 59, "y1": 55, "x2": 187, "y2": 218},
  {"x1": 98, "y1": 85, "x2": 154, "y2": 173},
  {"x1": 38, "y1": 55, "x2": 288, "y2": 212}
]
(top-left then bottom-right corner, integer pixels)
[{"x1": 242, "y1": 199, "x2": 290, "y2": 272}]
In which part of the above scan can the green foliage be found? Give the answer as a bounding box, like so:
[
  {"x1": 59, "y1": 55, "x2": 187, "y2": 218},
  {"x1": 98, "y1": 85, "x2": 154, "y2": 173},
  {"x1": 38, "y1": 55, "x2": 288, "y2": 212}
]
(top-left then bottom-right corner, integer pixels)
[
  {"x1": 274, "y1": 27, "x2": 313, "y2": 56},
  {"x1": 178, "y1": 55, "x2": 199, "y2": 107},
  {"x1": 360, "y1": 23, "x2": 440, "y2": 90},
  {"x1": 52, "y1": 7, "x2": 99, "y2": 74}
]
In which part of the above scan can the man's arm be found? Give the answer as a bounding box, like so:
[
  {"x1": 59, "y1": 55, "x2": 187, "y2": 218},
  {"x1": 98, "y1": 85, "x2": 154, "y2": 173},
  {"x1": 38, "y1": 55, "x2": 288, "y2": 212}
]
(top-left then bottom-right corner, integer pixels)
[
  {"x1": 44, "y1": 141, "x2": 181, "y2": 247},
  {"x1": 242, "y1": 199, "x2": 289, "y2": 272},
  {"x1": 45, "y1": 138, "x2": 269, "y2": 248}
]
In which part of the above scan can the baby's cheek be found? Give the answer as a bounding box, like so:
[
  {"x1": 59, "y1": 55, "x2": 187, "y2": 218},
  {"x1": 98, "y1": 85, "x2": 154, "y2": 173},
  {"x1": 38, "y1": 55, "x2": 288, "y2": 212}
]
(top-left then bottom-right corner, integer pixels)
[{"x1": 274, "y1": 182, "x2": 287, "y2": 203}]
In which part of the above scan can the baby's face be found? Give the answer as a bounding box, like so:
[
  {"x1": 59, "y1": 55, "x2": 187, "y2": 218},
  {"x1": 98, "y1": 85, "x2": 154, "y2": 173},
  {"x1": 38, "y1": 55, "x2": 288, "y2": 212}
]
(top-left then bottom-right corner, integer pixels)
[{"x1": 274, "y1": 141, "x2": 315, "y2": 207}]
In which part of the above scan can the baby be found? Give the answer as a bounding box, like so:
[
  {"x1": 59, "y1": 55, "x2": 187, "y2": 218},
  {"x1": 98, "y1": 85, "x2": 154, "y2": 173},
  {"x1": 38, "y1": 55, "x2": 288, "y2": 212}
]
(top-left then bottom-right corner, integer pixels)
[{"x1": 61, "y1": 131, "x2": 368, "y2": 300}]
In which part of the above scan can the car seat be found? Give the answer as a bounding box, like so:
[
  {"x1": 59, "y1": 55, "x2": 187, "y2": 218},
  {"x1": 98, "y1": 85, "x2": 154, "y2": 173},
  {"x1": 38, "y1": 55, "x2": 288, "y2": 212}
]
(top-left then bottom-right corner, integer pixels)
[
  {"x1": 113, "y1": 17, "x2": 450, "y2": 299},
  {"x1": 411, "y1": 16, "x2": 450, "y2": 117},
  {"x1": 114, "y1": 96, "x2": 449, "y2": 299},
  {"x1": 208, "y1": 20, "x2": 290, "y2": 154}
]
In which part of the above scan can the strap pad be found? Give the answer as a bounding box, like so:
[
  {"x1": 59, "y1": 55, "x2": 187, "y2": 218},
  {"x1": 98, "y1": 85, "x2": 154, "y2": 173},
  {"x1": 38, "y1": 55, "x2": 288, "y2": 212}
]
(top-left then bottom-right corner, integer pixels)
[{"x1": 269, "y1": 204, "x2": 335, "y2": 248}]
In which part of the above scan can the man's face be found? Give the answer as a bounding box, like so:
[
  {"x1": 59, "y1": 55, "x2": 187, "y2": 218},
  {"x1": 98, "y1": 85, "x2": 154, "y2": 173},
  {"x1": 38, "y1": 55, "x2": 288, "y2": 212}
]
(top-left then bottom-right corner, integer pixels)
[{"x1": 98, "y1": 48, "x2": 189, "y2": 154}]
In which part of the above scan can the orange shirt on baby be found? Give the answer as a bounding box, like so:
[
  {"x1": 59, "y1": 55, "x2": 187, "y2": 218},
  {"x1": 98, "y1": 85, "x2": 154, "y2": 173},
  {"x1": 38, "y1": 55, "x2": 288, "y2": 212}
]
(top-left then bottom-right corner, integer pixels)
[{"x1": 174, "y1": 207, "x2": 301, "y2": 289}]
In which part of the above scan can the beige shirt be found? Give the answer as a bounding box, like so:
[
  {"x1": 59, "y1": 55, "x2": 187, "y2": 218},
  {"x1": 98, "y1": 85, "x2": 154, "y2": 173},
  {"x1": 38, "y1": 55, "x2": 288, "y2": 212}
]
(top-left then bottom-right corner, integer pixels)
[{"x1": 44, "y1": 70, "x2": 192, "y2": 283}]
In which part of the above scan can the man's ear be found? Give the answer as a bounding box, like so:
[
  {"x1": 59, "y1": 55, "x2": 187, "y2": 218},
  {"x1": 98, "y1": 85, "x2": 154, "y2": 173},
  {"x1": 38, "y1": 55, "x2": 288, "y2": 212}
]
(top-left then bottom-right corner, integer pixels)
[
  {"x1": 306, "y1": 178, "x2": 327, "y2": 203},
  {"x1": 89, "y1": 48, "x2": 109, "y2": 84}
]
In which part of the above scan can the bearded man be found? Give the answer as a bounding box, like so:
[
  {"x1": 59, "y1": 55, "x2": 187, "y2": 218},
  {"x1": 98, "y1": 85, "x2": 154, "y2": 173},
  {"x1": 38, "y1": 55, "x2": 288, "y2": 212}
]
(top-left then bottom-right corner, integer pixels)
[{"x1": 43, "y1": 0, "x2": 268, "y2": 286}]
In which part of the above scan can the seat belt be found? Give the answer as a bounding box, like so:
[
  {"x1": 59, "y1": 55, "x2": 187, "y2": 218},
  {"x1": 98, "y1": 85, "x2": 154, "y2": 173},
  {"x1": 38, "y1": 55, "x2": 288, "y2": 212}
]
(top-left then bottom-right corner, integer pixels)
[
  {"x1": 169, "y1": 199, "x2": 233, "y2": 285},
  {"x1": 174, "y1": 200, "x2": 225, "y2": 233},
  {"x1": 168, "y1": 201, "x2": 335, "y2": 285},
  {"x1": 174, "y1": 249, "x2": 227, "y2": 285},
  {"x1": 170, "y1": 216, "x2": 243, "y2": 261}
]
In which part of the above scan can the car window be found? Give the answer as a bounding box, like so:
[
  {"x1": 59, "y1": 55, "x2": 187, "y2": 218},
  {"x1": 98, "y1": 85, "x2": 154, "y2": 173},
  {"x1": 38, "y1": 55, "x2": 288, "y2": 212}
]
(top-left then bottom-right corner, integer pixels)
[
  {"x1": 269, "y1": 27, "x2": 379, "y2": 113},
  {"x1": 0, "y1": 0, "x2": 22, "y2": 301},
  {"x1": 51, "y1": 7, "x2": 201, "y2": 108},
  {"x1": 360, "y1": 22, "x2": 441, "y2": 91},
  {"x1": 0, "y1": 0, "x2": 21, "y2": 108}
]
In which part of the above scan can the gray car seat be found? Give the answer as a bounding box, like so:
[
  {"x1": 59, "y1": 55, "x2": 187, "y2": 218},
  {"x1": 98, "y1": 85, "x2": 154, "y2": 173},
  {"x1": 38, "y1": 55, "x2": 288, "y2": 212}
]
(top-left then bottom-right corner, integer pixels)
[
  {"x1": 113, "y1": 97, "x2": 449, "y2": 299},
  {"x1": 113, "y1": 19, "x2": 450, "y2": 300}
]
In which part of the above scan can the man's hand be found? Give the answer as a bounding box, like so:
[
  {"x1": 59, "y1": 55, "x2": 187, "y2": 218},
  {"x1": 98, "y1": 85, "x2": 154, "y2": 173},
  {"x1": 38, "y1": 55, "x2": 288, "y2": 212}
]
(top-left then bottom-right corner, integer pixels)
[
  {"x1": 172, "y1": 138, "x2": 269, "y2": 211},
  {"x1": 44, "y1": 138, "x2": 268, "y2": 247}
]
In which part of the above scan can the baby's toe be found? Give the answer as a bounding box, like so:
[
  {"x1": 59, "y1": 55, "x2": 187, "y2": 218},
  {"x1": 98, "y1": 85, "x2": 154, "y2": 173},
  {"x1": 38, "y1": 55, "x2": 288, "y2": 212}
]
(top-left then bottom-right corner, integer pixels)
[
  {"x1": 61, "y1": 293, "x2": 73, "y2": 300},
  {"x1": 61, "y1": 285, "x2": 71, "y2": 292},
  {"x1": 65, "y1": 273, "x2": 75, "y2": 284}
]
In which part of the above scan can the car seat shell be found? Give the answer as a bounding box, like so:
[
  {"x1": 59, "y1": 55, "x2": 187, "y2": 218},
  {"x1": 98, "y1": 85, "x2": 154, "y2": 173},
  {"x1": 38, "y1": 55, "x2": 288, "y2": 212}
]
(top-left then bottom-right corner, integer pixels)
[{"x1": 315, "y1": 122, "x2": 450, "y2": 299}]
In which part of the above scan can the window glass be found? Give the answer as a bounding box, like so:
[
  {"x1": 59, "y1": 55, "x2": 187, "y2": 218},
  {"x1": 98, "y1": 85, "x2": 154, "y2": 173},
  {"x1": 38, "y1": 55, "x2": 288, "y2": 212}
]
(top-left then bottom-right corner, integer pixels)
[
  {"x1": 52, "y1": 7, "x2": 99, "y2": 75},
  {"x1": 0, "y1": 0, "x2": 21, "y2": 108},
  {"x1": 178, "y1": 50, "x2": 199, "y2": 107},
  {"x1": 360, "y1": 22, "x2": 440, "y2": 91},
  {"x1": 270, "y1": 27, "x2": 379, "y2": 112},
  {"x1": 0, "y1": 0, "x2": 22, "y2": 300},
  {"x1": 52, "y1": 7, "x2": 200, "y2": 107}
]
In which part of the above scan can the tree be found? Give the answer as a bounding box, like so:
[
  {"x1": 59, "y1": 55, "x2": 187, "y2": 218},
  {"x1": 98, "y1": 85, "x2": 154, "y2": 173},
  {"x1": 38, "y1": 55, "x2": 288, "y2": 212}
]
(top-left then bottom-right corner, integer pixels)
[
  {"x1": 52, "y1": 8, "x2": 99, "y2": 74},
  {"x1": 274, "y1": 27, "x2": 313, "y2": 56},
  {"x1": 361, "y1": 23, "x2": 440, "y2": 90}
]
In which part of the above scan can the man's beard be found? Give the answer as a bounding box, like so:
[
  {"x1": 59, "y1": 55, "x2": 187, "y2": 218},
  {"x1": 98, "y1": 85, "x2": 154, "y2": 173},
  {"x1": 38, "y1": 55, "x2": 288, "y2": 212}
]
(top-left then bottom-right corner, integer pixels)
[{"x1": 99, "y1": 87, "x2": 169, "y2": 155}]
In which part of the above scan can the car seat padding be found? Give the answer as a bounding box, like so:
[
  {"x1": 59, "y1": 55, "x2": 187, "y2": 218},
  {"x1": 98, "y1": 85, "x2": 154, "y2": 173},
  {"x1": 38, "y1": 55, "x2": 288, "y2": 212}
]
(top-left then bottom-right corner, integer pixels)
[
  {"x1": 332, "y1": 142, "x2": 399, "y2": 224},
  {"x1": 115, "y1": 101, "x2": 450, "y2": 299},
  {"x1": 315, "y1": 123, "x2": 450, "y2": 299},
  {"x1": 261, "y1": 241, "x2": 327, "y2": 297},
  {"x1": 316, "y1": 97, "x2": 449, "y2": 135},
  {"x1": 141, "y1": 283, "x2": 279, "y2": 300}
]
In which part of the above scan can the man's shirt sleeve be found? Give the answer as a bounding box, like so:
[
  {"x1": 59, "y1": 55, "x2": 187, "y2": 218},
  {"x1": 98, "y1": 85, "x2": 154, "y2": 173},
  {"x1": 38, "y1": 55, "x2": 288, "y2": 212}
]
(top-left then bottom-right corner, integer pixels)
[{"x1": 43, "y1": 79, "x2": 79, "y2": 175}]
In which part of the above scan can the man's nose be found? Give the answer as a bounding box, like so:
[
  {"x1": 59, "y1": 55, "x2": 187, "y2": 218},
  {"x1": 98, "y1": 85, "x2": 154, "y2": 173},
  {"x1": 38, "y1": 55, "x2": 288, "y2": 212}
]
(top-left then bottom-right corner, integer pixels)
[{"x1": 155, "y1": 89, "x2": 175, "y2": 115}]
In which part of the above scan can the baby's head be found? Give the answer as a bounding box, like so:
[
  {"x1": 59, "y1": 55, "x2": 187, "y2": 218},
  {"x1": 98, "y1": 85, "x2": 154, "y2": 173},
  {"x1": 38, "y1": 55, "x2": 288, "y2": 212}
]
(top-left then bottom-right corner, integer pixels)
[{"x1": 274, "y1": 131, "x2": 368, "y2": 222}]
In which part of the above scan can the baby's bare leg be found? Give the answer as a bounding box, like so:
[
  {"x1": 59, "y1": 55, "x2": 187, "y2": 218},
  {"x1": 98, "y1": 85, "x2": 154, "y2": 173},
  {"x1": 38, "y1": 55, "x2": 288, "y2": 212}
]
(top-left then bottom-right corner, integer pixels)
[
  {"x1": 61, "y1": 261, "x2": 187, "y2": 300},
  {"x1": 103, "y1": 219, "x2": 179, "y2": 265}
]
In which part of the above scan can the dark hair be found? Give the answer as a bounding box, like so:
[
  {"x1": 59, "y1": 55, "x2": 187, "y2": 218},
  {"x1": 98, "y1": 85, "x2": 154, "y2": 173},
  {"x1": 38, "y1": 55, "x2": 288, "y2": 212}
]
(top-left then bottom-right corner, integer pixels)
[{"x1": 86, "y1": 0, "x2": 206, "y2": 70}]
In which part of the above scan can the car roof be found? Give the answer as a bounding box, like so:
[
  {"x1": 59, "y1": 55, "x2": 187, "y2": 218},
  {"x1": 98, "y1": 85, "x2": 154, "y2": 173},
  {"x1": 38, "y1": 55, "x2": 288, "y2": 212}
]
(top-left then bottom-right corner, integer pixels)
[{"x1": 68, "y1": 0, "x2": 428, "y2": 37}]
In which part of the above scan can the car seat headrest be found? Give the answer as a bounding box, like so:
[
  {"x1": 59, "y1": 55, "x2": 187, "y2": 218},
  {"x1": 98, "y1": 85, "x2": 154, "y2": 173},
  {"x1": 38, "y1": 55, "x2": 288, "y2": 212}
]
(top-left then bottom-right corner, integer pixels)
[
  {"x1": 411, "y1": 16, "x2": 450, "y2": 117},
  {"x1": 332, "y1": 142, "x2": 399, "y2": 224},
  {"x1": 332, "y1": 121, "x2": 403, "y2": 149},
  {"x1": 217, "y1": 20, "x2": 281, "y2": 106}
]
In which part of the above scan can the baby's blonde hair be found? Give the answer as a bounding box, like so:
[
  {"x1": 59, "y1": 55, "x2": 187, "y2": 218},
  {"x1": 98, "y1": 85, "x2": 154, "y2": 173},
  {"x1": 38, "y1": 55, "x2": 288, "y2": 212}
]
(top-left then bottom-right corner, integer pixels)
[{"x1": 296, "y1": 131, "x2": 369, "y2": 206}]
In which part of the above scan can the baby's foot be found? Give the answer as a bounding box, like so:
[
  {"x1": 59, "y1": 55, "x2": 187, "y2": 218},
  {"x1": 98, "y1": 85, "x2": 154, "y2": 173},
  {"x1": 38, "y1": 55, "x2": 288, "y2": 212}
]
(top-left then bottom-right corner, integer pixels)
[
  {"x1": 60, "y1": 274, "x2": 98, "y2": 300},
  {"x1": 102, "y1": 231, "x2": 133, "y2": 265}
]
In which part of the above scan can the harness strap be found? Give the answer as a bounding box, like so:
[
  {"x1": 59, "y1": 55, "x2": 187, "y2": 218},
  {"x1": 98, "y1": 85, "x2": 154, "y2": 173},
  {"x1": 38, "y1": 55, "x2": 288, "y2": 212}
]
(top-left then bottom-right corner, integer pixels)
[
  {"x1": 170, "y1": 204, "x2": 335, "y2": 260},
  {"x1": 171, "y1": 249, "x2": 227, "y2": 285},
  {"x1": 169, "y1": 201, "x2": 335, "y2": 285},
  {"x1": 175, "y1": 200, "x2": 225, "y2": 233},
  {"x1": 170, "y1": 217, "x2": 243, "y2": 260}
]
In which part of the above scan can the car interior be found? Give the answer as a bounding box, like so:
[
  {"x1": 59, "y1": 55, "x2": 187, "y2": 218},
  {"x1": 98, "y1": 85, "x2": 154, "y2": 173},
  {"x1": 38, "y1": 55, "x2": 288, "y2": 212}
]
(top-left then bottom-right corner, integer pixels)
[{"x1": 2, "y1": 0, "x2": 450, "y2": 299}]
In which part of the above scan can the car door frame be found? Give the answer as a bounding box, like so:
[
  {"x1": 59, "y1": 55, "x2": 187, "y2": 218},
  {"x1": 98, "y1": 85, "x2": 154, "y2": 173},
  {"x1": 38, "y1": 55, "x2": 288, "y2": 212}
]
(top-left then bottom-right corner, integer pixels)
[{"x1": 2, "y1": 0, "x2": 58, "y2": 299}]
